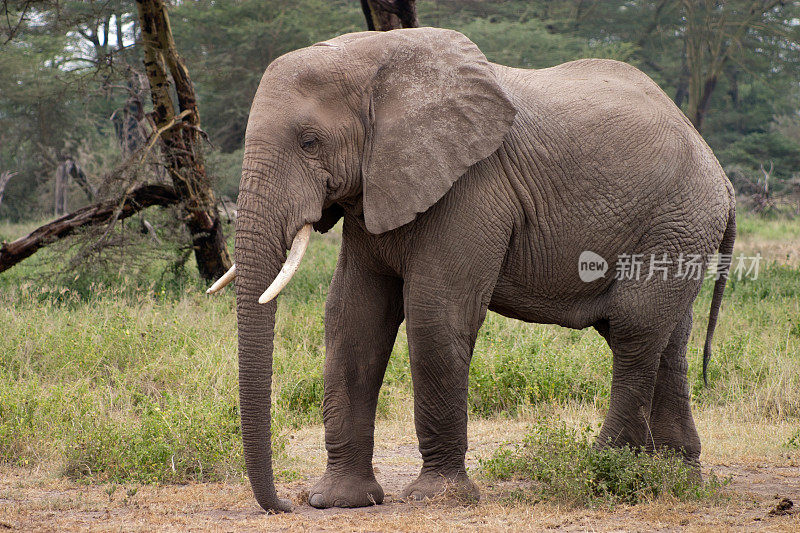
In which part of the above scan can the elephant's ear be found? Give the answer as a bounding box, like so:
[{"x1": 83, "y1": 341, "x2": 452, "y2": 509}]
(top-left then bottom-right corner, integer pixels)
[{"x1": 358, "y1": 28, "x2": 516, "y2": 234}]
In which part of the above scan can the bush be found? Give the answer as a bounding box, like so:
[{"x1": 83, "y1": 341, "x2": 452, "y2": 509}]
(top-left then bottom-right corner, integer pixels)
[
  {"x1": 480, "y1": 421, "x2": 729, "y2": 506},
  {"x1": 62, "y1": 393, "x2": 247, "y2": 483}
]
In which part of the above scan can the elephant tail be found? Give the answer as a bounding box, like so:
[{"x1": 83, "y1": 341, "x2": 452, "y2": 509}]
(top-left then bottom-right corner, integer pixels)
[{"x1": 703, "y1": 206, "x2": 736, "y2": 386}]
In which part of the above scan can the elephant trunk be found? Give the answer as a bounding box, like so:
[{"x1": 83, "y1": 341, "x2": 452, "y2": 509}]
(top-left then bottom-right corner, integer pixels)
[{"x1": 234, "y1": 191, "x2": 294, "y2": 513}]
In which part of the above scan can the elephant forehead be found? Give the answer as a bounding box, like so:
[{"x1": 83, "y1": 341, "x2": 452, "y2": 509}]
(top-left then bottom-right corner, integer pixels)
[{"x1": 263, "y1": 46, "x2": 348, "y2": 92}]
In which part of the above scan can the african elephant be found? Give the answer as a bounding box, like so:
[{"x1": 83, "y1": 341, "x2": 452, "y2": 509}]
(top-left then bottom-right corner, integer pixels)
[{"x1": 207, "y1": 27, "x2": 736, "y2": 513}]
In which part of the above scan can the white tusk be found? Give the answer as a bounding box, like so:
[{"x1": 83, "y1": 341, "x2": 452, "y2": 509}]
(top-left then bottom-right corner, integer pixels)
[
  {"x1": 258, "y1": 224, "x2": 312, "y2": 304},
  {"x1": 206, "y1": 264, "x2": 236, "y2": 294}
]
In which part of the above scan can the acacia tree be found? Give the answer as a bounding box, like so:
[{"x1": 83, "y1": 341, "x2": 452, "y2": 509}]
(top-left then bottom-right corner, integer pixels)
[
  {"x1": 681, "y1": 0, "x2": 790, "y2": 132},
  {"x1": 0, "y1": 0, "x2": 231, "y2": 279},
  {"x1": 134, "y1": 0, "x2": 231, "y2": 280},
  {"x1": 360, "y1": 0, "x2": 418, "y2": 30}
]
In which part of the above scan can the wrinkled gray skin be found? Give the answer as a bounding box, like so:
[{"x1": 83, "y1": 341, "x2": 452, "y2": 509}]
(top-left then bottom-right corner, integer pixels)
[{"x1": 234, "y1": 27, "x2": 736, "y2": 512}]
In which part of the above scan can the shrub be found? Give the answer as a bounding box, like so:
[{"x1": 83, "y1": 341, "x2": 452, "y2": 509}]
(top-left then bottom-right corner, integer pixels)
[{"x1": 480, "y1": 421, "x2": 729, "y2": 506}]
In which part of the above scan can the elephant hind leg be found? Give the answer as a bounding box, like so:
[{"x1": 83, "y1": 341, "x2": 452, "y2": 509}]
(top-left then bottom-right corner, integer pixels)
[
  {"x1": 595, "y1": 321, "x2": 670, "y2": 451},
  {"x1": 594, "y1": 274, "x2": 696, "y2": 452},
  {"x1": 649, "y1": 309, "x2": 702, "y2": 469}
]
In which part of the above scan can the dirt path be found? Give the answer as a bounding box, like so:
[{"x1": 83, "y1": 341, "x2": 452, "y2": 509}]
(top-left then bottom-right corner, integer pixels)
[{"x1": 2, "y1": 415, "x2": 798, "y2": 532}]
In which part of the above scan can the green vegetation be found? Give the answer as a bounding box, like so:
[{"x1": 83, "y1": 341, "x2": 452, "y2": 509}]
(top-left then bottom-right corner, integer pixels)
[
  {"x1": 1, "y1": 0, "x2": 799, "y2": 505},
  {"x1": 1, "y1": 218, "x2": 798, "y2": 491},
  {"x1": 787, "y1": 429, "x2": 800, "y2": 449},
  {"x1": 2, "y1": 1, "x2": 799, "y2": 219},
  {"x1": 480, "y1": 421, "x2": 729, "y2": 506},
  {"x1": 737, "y1": 212, "x2": 800, "y2": 243}
]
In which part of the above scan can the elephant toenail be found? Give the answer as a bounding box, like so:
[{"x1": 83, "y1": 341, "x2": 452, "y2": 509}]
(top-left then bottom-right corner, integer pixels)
[{"x1": 309, "y1": 493, "x2": 325, "y2": 508}]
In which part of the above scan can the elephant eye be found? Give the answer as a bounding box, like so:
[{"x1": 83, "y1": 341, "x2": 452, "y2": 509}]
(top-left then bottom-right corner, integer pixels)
[{"x1": 300, "y1": 132, "x2": 319, "y2": 152}]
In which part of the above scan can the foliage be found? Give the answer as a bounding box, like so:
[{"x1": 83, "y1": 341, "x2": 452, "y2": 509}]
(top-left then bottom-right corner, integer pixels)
[
  {"x1": 718, "y1": 132, "x2": 800, "y2": 196},
  {"x1": 2, "y1": 1, "x2": 800, "y2": 221},
  {"x1": 0, "y1": 216, "x2": 798, "y2": 482},
  {"x1": 480, "y1": 421, "x2": 729, "y2": 506},
  {"x1": 0, "y1": 0, "x2": 136, "y2": 221},
  {"x1": 787, "y1": 428, "x2": 800, "y2": 449},
  {"x1": 171, "y1": 0, "x2": 364, "y2": 153}
]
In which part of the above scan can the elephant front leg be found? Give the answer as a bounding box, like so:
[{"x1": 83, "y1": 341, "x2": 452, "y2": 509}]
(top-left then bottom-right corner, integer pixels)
[
  {"x1": 308, "y1": 259, "x2": 404, "y2": 509},
  {"x1": 400, "y1": 289, "x2": 487, "y2": 503}
]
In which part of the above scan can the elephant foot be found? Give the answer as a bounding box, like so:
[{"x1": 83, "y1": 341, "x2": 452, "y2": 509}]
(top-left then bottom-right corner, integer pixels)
[
  {"x1": 673, "y1": 454, "x2": 702, "y2": 482},
  {"x1": 595, "y1": 433, "x2": 704, "y2": 483},
  {"x1": 400, "y1": 469, "x2": 480, "y2": 503},
  {"x1": 307, "y1": 470, "x2": 384, "y2": 509}
]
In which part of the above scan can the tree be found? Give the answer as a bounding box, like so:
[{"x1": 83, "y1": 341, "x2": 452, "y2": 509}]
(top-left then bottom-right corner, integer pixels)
[
  {"x1": 134, "y1": 0, "x2": 231, "y2": 280},
  {"x1": 681, "y1": 0, "x2": 792, "y2": 132},
  {"x1": 0, "y1": 0, "x2": 137, "y2": 221},
  {"x1": 361, "y1": 0, "x2": 418, "y2": 30},
  {"x1": 0, "y1": 171, "x2": 16, "y2": 209},
  {"x1": 0, "y1": 0, "x2": 232, "y2": 279}
]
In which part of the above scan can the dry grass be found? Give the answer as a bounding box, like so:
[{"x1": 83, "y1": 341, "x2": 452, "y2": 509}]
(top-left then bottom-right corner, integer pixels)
[
  {"x1": 1, "y1": 212, "x2": 799, "y2": 529},
  {"x1": 2, "y1": 412, "x2": 798, "y2": 531},
  {"x1": 734, "y1": 212, "x2": 800, "y2": 266}
]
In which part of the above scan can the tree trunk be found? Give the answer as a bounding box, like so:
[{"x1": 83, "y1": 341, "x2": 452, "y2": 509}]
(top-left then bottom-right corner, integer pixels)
[
  {"x1": 135, "y1": 0, "x2": 231, "y2": 281},
  {"x1": 673, "y1": 57, "x2": 689, "y2": 110},
  {"x1": 53, "y1": 157, "x2": 97, "y2": 216},
  {"x1": 0, "y1": 184, "x2": 179, "y2": 274},
  {"x1": 0, "y1": 171, "x2": 16, "y2": 210},
  {"x1": 113, "y1": 68, "x2": 149, "y2": 158},
  {"x1": 54, "y1": 161, "x2": 69, "y2": 216},
  {"x1": 361, "y1": 0, "x2": 418, "y2": 30},
  {"x1": 693, "y1": 74, "x2": 718, "y2": 133}
]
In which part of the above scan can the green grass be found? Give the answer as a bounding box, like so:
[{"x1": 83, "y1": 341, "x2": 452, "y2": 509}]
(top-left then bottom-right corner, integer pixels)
[
  {"x1": 480, "y1": 421, "x2": 729, "y2": 506},
  {"x1": 1, "y1": 215, "x2": 798, "y2": 489},
  {"x1": 736, "y1": 211, "x2": 800, "y2": 242}
]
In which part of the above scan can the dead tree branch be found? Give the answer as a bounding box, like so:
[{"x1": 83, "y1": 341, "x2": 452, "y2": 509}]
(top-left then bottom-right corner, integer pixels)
[{"x1": 0, "y1": 183, "x2": 179, "y2": 273}]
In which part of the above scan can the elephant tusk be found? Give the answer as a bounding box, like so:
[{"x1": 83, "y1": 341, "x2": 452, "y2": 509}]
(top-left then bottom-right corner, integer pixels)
[
  {"x1": 206, "y1": 264, "x2": 237, "y2": 294},
  {"x1": 258, "y1": 224, "x2": 312, "y2": 304}
]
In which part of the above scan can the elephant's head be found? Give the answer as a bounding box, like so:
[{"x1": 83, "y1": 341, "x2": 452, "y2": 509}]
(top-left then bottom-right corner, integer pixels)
[{"x1": 211, "y1": 27, "x2": 516, "y2": 512}]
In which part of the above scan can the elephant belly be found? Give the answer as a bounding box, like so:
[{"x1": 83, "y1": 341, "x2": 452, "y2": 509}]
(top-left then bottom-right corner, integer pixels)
[{"x1": 488, "y1": 276, "x2": 608, "y2": 330}]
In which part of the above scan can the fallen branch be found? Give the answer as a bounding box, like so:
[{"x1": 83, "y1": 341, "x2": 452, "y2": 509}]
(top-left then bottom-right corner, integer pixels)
[{"x1": 0, "y1": 183, "x2": 179, "y2": 274}]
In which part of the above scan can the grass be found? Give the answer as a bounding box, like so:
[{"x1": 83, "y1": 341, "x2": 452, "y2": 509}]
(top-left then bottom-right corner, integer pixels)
[
  {"x1": 0, "y1": 212, "x2": 798, "y2": 501},
  {"x1": 480, "y1": 421, "x2": 729, "y2": 507},
  {"x1": 735, "y1": 211, "x2": 800, "y2": 266},
  {"x1": 736, "y1": 211, "x2": 800, "y2": 243}
]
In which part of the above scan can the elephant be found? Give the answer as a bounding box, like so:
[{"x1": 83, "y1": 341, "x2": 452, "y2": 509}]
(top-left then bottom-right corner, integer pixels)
[{"x1": 206, "y1": 27, "x2": 736, "y2": 513}]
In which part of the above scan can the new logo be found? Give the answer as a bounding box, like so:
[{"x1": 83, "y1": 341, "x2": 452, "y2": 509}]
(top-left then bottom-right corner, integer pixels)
[{"x1": 578, "y1": 251, "x2": 608, "y2": 282}]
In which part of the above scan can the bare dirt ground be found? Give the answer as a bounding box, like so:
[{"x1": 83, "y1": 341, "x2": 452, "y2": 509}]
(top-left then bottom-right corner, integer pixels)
[{"x1": 2, "y1": 409, "x2": 798, "y2": 532}]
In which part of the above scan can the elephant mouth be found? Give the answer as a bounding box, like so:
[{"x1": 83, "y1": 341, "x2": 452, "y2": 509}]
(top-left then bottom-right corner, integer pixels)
[{"x1": 205, "y1": 223, "x2": 312, "y2": 303}]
